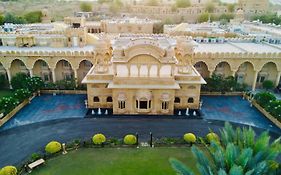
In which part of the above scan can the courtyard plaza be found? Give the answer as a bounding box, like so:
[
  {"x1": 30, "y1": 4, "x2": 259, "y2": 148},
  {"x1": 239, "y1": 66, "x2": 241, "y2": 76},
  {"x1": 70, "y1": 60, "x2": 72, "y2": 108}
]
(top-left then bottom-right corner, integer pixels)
[{"x1": 0, "y1": 94, "x2": 280, "y2": 167}]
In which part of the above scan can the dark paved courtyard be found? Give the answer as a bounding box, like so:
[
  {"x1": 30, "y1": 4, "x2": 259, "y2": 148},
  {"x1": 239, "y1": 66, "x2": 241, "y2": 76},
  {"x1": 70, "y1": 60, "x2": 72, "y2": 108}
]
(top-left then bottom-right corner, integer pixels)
[
  {"x1": 0, "y1": 118, "x2": 280, "y2": 167},
  {"x1": 0, "y1": 94, "x2": 281, "y2": 167}
]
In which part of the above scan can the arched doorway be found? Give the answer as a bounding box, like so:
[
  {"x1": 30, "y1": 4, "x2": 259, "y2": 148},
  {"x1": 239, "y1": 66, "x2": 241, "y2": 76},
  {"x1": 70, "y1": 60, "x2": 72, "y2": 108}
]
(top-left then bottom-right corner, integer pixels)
[
  {"x1": 194, "y1": 61, "x2": 209, "y2": 78},
  {"x1": 77, "y1": 60, "x2": 93, "y2": 83},
  {"x1": 10, "y1": 59, "x2": 29, "y2": 77},
  {"x1": 214, "y1": 62, "x2": 232, "y2": 78},
  {"x1": 257, "y1": 62, "x2": 278, "y2": 87},
  {"x1": 33, "y1": 60, "x2": 52, "y2": 82},
  {"x1": 55, "y1": 60, "x2": 74, "y2": 81},
  {"x1": 236, "y1": 62, "x2": 255, "y2": 86}
]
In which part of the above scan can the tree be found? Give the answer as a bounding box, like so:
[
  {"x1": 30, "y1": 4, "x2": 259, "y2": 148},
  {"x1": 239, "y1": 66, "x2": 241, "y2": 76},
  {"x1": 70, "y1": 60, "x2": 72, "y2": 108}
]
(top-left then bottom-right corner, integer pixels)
[
  {"x1": 170, "y1": 122, "x2": 281, "y2": 175},
  {"x1": 4, "y1": 12, "x2": 26, "y2": 24},
  {"x1": 80, "y1": 2, "x2": 93, "y2": 12},
  {"x1": 198, "y1": 13, "x2": 210, "y2": 23},
  {"x1": 175, "y1": 0, "x2": 190, "y2": 8},
  {"x1": 0, "y1": 14, "x2": 4, "y2": 25},
  {"x1": 24, "y1": 11, "x2": 42, "y2": 23},
  {"x1": 11, "y1": 73, "x2": 29, "y2": 90},
  {"x1": 219, "y1": 13, "x2": 234, "y2": 22},
  {"x1": 262, "y1": 80, "x2": 274, "y2": 90}
]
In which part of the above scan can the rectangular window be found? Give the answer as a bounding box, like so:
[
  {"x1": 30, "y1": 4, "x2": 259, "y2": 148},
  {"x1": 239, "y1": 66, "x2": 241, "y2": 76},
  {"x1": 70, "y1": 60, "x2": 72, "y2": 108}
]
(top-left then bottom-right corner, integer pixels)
[
  {"x1": 119, "y1": 101, "x2": 125, "y2": 109},
  {"x1": 161, "y1": 102, "x2": 168, "y2": 110},
  {"x1": 140, "y1": 101, "x2": 147, "y2": 109}
]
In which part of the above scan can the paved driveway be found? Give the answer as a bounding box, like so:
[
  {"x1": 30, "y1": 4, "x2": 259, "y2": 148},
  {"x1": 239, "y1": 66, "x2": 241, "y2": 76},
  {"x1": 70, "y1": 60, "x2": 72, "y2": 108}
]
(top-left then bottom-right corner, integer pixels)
[{"x1": 0, "y1": 118, "x2": 280, "y2": 167}]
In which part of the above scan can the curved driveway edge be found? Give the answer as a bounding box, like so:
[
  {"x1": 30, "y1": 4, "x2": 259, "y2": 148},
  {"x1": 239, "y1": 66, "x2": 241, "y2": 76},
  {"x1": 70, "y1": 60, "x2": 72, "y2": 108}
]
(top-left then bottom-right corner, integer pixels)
[{"x1": 0, "y1": 118, "x2": 280, "y2": 167}]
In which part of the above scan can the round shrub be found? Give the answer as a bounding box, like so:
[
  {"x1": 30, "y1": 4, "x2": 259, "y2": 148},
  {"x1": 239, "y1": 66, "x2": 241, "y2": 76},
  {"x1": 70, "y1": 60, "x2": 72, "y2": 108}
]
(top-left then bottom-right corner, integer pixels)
[
  {"x1": 45, "y1": 141, "x2": 62, "y2": 154},
  {"x1": 0, "y1": 166, "x2": 17, "y2": 175},
  {"x1": 92, "y1": 134, "x2": 106, "y2": 145},
  {"x1": 124, "y1": 134, "x2": 137, "y2": 145},
  {"x1": 206, "y1": 132, "x2": 219, "y2": 143},
  {"x1": 183, "y1": 133, "x2": 196, "y2": 143}
]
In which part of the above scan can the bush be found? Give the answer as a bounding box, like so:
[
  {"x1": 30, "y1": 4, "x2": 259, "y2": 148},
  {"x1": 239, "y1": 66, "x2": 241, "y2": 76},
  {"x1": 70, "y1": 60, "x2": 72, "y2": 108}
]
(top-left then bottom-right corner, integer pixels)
[
  {"x1": 31, "y1": 153, "x2": 41, "y2": 162},
  {"x1": 11, "y1": 73, "x2": 29, "y2": 90},
  {"x1": 262, "y1": 80, "x2": 274, "y2": 90},
  {"x1": 0, "y1": 96, "x2": 19, "y2": 115},
  {"x1": 123, "y1": 134, "x2": 137, "y2": 145},
  {"x1": 0, "y1": 74, "x2": 8, "y2": 89},
  {"x1": 0, "y1": 166, "x2": 17, "y2": 175},
  {"x1": 92, "y1": 134, "x2": 106, "y2": 145},
  {"x1": 206, "y1": 132, "x2": 219, "y2": 143},
  {"x1": 254, "y1": 92, "x2": 276, "y2": 108},
  {"x1": 183, "y1": 133, "x2": 196, "y2": 144},
  {"x1": 80, "y1": 2, "x2": 92, "y2": 12},
  {"x1": 45, "y1": 141, "x2": 62, "y2": 154},
  {"x1": 13, "y1": 88, "x2": 31, "y2": 102},
  {"x1": 26, "y1": 76, "x2": 44, "y2": 92},
  {"x1": 24, "y1": 11, "x2": 42, "y2": 23}
]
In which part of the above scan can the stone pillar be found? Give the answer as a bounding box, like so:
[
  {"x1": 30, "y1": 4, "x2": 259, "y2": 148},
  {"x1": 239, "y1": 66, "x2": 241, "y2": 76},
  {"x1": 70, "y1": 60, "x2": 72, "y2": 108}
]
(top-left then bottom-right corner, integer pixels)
[
  {"x1": 148, "y1": 65, "x2": 151, "y2": 77},
  {"x1": 252, "y1": 71, "x2": 259, "y2": 91},
  {"x1": 275, "y1": 71, "x2": 281, "y2": 86},
  {"x1": 74, "y1": 69, "x2": 78, "y2": 87},
  {"x1": 7, "y1": 68, "x2": 12, "y2": 89},
  {"x1": 157, "y1": 65, "x2": 161, "y2": 77},
  {"x1": 127, "y1": 64, "x2": 131, "y2": 77},
  {"x1": 231, "y1": 70, "x2": 237, "y2": 77},
  {"x1": 51, "y1": 68, "x2": 56, "y2": 83},
  {"x1": 209, "y1": 69, "x2": 215, "y2": 78},
  {"x1": 29, "y1": 69, "x2": 33, "y2": 77},
  {"x1": 137, "y1": 64, "x2": 141, "y2": 77}
]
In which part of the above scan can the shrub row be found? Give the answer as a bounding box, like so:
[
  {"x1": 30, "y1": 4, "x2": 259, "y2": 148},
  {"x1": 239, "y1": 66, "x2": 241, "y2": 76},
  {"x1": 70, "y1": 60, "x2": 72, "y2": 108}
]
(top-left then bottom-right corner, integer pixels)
[{"x1": 254, "y1": 92, "x2": 281, "y2": 121}]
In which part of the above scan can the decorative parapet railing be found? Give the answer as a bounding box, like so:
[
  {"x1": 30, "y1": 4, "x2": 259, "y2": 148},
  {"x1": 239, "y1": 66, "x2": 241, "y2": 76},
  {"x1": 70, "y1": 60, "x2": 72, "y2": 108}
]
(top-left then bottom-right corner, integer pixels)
[
  {"x1": 194, "y1": 51, "x2": 281, "y2": 59},
  {"x1": 0, "y1": 50, "x2": 96, "y2": 57}
]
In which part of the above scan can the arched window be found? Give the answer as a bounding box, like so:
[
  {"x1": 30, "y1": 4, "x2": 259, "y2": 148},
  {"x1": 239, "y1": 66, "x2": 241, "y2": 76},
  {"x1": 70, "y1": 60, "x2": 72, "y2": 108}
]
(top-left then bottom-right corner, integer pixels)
[
  {"x1": 93, "y1": 96, "x2": 99, "y2": 102},
  {"x1": 174, "y1": 97, "x2": 180, "y2": 103},
  {"x1": 188, "y1": 98, "x2": 194, "y2": 103},
  {"x1": 106, "y1": 96, "x2": 113, "y2": 102}
]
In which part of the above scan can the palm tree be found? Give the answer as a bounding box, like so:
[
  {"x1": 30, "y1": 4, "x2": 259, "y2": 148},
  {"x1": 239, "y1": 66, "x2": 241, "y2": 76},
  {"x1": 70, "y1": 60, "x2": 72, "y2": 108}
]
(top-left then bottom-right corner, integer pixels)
[{"x1": 170, "y1": 123, "x2": 281, "y2": 175}]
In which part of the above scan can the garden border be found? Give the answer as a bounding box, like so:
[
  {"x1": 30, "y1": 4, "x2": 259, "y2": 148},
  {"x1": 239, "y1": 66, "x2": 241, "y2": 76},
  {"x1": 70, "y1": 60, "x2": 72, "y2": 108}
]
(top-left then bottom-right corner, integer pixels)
[
  {"x1": 0, "y1": 95, "x2": 35, "y2": 127},
  {"x1": 252, "y1": 100, "x2": 281, "y2": 129},
  {"x1": 40, "y1": 90, "x2": 86, "y2": 95}
]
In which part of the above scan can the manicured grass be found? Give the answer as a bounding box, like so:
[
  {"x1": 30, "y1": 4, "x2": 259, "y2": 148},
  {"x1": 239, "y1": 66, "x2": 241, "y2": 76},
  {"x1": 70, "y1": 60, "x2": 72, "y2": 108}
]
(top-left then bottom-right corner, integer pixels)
[
  {"x1": 31, "y1": 147, "x2": 200, "y2": 175},
  {"x1": 0, "y1": 90, "x2": 13, "y2": 98}
]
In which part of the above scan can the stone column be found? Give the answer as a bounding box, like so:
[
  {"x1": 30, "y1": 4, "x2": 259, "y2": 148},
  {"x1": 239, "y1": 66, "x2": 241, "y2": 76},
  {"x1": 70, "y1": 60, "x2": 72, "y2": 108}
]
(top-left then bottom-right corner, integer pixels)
[
  {"x1": 148, "y1": 65, "x2": 151, "y2": 77},
  {"x1": 231, "y1": 70, "x2": 237, "y2": 77},
  {"x1": 127, "y1": 64, "x2": 131, "y2": 77},
  {"x1": 275, "y1": 71, "x2": 281, "y2": 86},
  {"x1": 51, "y1": 68, "x2": 56, "y2": 83},
  {"x1": 74, "y1": 69, "x2": 78, "y2": 87},
  {"x1": 252, "y1": 71, "x2": 259, "y2": 91},
  {"x1": 157, "y1": 65, "x2": 161, "y2": 77},
  {"x1": 209, "y1": 69, "x2": 215, "y2": 78},
  {"x1": 7, "y1": 68, "x2": 12, "y2": 89},
  {"x1": 29, "y1": 69, "x2": 33, "y2": 77},
  {"x1": 137, "y1": 64, "x2": 141, "y2": 77}
]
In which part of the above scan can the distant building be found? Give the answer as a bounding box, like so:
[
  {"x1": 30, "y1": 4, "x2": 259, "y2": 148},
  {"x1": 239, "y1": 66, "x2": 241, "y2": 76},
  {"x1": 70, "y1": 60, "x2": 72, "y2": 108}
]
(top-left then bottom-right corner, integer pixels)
[{"x1": 238, "y1": 0, "x2": 269, "y2": 18}]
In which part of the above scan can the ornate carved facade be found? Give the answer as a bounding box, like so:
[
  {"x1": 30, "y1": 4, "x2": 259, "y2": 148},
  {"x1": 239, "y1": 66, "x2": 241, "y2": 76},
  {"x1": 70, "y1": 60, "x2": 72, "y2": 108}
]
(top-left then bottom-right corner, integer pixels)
[{"x1": 82, "y1": 35, "x2": 205, "y2": 115}]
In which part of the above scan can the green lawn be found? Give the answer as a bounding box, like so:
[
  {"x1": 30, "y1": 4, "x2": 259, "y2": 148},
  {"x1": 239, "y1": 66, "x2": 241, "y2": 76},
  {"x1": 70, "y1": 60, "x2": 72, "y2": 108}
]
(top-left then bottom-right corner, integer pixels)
[
  {"x1": 31, "y1": 147, "x2": 200, "y2": 175},
  {"x1": 0, "y1": 90, "x2": 13, "y2": 98}
]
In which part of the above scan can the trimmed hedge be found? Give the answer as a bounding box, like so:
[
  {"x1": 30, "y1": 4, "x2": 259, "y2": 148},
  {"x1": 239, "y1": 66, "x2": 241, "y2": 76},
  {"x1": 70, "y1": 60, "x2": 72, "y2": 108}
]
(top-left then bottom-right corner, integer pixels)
[
  {"x1": 0, "y1": 166, "x2": 17, "y2": 175},
  {"x1": 92, "y1": 134, "x2": 106, "y2": 145},
  {"x1": 123, "y1": 135, "x2": 137, "y2": 145},
  {"x1": 183, "y1": 133, "x2": 196, "y2": 143},
  {"x1": 45, "y1": 141, "x2": 62, "y2": 154}
]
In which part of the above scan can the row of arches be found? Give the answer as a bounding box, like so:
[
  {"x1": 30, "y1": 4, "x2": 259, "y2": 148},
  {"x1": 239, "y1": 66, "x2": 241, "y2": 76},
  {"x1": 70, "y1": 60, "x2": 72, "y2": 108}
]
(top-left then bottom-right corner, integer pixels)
[
  {"x1": 194, "y1": 61, "x2": 281, "y2": 89},
  {"x1": 0, "y1": 59, "x2": 93, "y2": 84}
]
